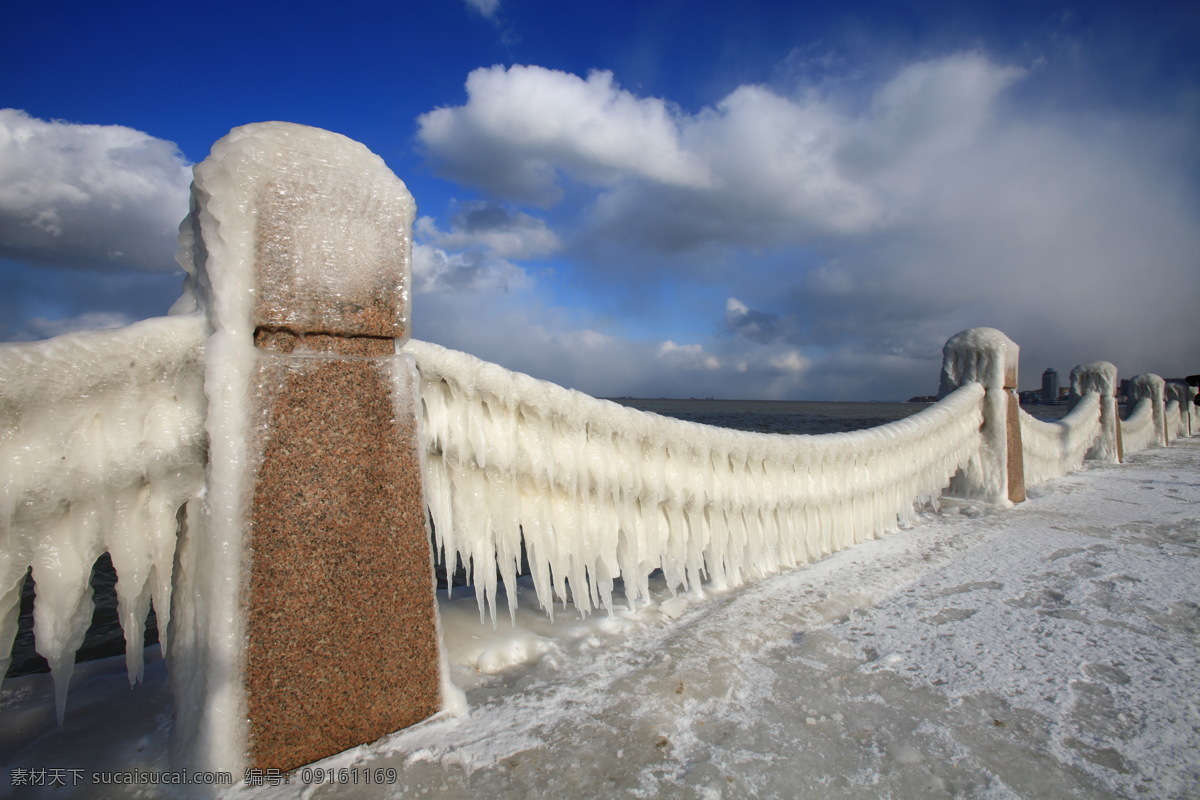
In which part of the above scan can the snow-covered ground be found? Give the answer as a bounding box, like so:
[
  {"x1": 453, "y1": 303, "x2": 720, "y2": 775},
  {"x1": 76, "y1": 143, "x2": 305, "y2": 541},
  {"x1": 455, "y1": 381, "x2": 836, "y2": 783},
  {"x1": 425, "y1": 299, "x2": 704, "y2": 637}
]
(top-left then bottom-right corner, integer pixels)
[{"x1": 4, "y1": 438, "x2": 1198, "y2": 799}]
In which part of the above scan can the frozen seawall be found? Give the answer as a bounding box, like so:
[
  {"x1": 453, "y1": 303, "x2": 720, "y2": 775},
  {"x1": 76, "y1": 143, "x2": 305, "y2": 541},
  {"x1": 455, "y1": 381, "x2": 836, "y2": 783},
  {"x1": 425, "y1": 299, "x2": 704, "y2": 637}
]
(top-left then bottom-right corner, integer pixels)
[{"x1": 1, "y1": 122, "x2": 1196, "y2": 783}]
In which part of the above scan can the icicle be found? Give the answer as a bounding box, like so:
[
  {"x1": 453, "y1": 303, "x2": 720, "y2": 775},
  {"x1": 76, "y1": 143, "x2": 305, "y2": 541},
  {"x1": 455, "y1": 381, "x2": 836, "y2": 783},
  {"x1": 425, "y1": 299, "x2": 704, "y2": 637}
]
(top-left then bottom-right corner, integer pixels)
[
  {"x1": 406, "y1": 340, "x2": 987, "y2": 623},
  {"x1": 107, "y1": 484, "x2": 155, "y2": 685},
  {"x1": 0, "y1": 566, "x2": 28, "y2": 686},
  {"x1": 32, "y1": 505, "x2": 104, "y2": 725}
]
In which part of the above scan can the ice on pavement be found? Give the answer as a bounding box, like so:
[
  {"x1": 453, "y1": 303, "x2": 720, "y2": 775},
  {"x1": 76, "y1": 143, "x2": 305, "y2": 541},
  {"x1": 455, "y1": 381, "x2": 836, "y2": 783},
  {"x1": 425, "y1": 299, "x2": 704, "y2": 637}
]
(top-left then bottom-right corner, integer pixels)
[{"x1": 3, "y1": 440, "x2": 1197, "y2": 799}]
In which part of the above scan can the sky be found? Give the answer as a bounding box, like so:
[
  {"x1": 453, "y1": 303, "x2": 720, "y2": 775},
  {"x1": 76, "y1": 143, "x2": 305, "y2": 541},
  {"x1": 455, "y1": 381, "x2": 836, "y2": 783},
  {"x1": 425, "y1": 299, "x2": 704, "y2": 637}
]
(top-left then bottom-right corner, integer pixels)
[{"x1": 2, "y1": 0, "x2": 1198, "y2": 401}]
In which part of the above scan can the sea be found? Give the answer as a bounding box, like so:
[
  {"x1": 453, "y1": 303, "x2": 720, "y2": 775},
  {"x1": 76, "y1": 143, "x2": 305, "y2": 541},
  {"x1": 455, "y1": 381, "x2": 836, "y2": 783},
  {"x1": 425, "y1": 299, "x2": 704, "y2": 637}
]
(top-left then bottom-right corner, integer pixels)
[{"x1": 4, "y1": 398, "x2": 1075, "y2": 680}]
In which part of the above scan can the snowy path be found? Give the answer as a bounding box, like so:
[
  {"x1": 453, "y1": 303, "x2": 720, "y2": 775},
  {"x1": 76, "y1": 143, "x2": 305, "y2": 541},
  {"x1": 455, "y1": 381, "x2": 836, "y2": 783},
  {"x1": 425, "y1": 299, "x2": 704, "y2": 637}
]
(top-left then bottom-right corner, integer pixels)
[{"x1": 4, "y1": 439, "x2": 1198, "y2": 799}]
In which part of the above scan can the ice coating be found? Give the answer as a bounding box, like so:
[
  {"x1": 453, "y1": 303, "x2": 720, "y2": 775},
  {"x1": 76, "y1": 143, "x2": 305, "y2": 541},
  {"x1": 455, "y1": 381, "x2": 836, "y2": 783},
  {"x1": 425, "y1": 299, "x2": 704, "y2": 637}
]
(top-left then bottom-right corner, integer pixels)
[
  {"x1": 1018, "y1": 394, "x2": 1102, "y2": 485},
  {"x1": 387, "y1": 354, "x2": 468, "y2": 718},
  {"x1": 938, "y1": 327, "x2": 1019, "y2": 505},
  {"x1": 403, "y1": 338, "x2": 985, "y2": 623},
  {"x1": 1121, "y1": 399, "x2": 1158, "y2": 455},
  {"x1": 938, "y1": 327, "x2": 1018, "y2": 396},
  {"x1": 1070, "y1": 362, "x2": 1121, "y2": 462},
  {"x1": 167, "y1": 329, "x2": 253, "y2": 773},
  {"x1": 1126, "y1": 374, "x2": 1167, "y2": 449},
  {"x1": 1166, "y1": 381, "x2": 1196, "y2": 437},
  {"x1": 0, "y1": 314, "x2": 206, "y2": 719},
  {"x1": 168, "y1": 121, "x2": 429, "y2": 776},
  {"x1": 174, "y1": 121, "x2": 415, "y2": 341}
]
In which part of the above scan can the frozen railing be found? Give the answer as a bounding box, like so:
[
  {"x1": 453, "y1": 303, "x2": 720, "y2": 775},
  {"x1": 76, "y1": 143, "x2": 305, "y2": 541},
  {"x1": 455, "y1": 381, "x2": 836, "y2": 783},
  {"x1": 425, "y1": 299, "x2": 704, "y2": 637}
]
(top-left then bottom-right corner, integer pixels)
[
  {"x1": 1121, "y1": 401, "x2": 1157, "y2": 455},
  {"x1": 406, "y1": 339, "x2": 984, "y2": 621},
  {"x1": 1166, "y1": 401, "x2": 1181, "y2": 442},
  {"x1": 1018, "y1": 393, "x2": 1102, "y2": 486},
  {"x1": 1122, "y1": 374, "x2": 1168, "y2": 456},
  {"x1": 1169, "y1": 381, "x2": 1196, "y2": 438},
  {"x1": 0, "y1": 314, "x2": 206, "y2": 721},
  {"x1": 2, "y1": 122, "x2": 1196, "y2": 778}
]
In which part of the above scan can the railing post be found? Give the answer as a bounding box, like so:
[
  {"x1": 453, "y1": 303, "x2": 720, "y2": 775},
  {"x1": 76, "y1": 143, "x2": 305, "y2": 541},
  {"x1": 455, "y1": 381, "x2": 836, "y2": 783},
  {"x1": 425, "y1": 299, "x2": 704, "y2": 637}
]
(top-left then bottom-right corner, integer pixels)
[
  {"x1": 170, "y1": 123, "x2": 442, "y2": 776},
  {"x1": 1166, "y1": 380, "x2": 1195, "y2": 438},
  {"x1": 1127, "y1": 374, "x2": 1167, "y2": 447},
  {"x1": 1070, "y1": 362, "x2": 1121, "y2": 462},
  {"x1": 938, "y1": 328, "x2": 1024, "y2": 506}
]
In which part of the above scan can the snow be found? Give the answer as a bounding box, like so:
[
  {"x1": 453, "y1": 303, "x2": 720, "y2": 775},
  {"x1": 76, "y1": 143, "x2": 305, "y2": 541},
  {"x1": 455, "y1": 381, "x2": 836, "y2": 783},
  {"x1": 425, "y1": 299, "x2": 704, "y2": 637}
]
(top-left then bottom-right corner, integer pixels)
[{"x1": 4, "y1": 438, "x2": 1197, "y2": 799}]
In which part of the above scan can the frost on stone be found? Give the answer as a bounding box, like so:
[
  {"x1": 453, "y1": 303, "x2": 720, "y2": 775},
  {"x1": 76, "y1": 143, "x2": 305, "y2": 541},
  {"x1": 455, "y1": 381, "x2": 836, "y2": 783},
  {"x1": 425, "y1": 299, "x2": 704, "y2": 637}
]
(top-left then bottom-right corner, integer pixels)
[
  {"x1": 938, "y1": 328, "x2": 1019, "y2": 505},
  {"x1": 1124, "y1": 374, "x2": 1167, "y2": 454},
  {"x1": 1070, "y1": 362, "x2": 1121, "y2": 463}
]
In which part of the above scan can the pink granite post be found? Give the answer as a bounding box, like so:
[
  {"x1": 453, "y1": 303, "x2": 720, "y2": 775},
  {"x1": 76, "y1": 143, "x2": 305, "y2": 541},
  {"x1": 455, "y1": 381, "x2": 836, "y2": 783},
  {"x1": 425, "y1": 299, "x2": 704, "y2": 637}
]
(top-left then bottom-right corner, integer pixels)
[
  {"x1": 170, "y1": 123, "x2": 442, "y2": 777},
  {"x1": 1070, "y1": 362, "x2": 1121, "y2": 462},
  {"x1": 938, "y1": 328, "x2": 1025, "y2": 506},
  {"x1": 1128, "y1": 374, "x2": 1167, "y2": 447}
]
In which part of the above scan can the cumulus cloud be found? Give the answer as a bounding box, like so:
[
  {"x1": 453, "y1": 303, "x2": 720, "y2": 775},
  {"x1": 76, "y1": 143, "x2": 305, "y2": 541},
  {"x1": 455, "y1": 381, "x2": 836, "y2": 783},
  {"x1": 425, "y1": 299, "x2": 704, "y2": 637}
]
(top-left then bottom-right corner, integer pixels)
[
  {"x1": 413, "y1": 285, "x2": 820, "y2": 400},
  {"x1": 0, "y1": 109, "x2": 191, "y2": 272},
  {"x1": 416, "y1": 52, "x2": 1199, "y2": 398},
  {"x1": 417, "y1": 66, "x2": 711, "y2": 205},
  {"x1": 415, "y1": 200, "x2": 559, "y2": 259},
  {"x1": 412, "y1": 242, "x2": 530, "y2": 293},
  {"x1": 725, "y1": 297, "x2": 784, "y2": 343},
  {"x1": 411, "y1": 200, "x2": 553, "y2": 294},
  {"x1": 658, "y1": 340, "x2": 721, "y2": 371}
]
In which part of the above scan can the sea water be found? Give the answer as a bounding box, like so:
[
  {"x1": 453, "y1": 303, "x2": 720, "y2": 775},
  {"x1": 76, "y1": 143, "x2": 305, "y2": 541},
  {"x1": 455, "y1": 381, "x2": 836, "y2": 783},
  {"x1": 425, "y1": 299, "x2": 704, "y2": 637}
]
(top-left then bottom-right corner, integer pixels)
[{"x1": 3, "y1": 398, "x2": 1075, "y2": 680}]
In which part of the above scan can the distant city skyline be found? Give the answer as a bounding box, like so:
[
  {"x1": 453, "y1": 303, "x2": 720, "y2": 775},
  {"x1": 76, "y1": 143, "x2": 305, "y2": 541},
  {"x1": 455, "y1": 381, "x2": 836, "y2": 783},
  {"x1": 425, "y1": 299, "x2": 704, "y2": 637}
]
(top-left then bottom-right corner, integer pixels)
[{"x1": 3, "y1": 0, "x2": 1198, "y2": 400}]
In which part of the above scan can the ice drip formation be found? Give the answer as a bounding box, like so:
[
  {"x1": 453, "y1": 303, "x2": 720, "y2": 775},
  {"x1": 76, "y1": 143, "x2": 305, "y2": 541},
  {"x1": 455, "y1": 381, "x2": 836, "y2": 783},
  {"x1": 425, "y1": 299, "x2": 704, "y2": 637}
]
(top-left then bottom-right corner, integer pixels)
[
  {"x1": 168, "y1": 122, "x2": 443, "y2": 773},
  {"x1": 1, "y1": 121, "x2": 1195, "y2": 782}
]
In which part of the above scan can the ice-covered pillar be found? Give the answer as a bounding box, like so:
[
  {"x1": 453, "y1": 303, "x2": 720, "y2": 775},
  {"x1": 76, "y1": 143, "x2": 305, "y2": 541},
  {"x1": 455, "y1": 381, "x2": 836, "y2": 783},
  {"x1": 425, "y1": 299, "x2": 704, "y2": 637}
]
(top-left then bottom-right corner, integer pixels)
[
  {"x1": 938, "y1": 327, "x2": 1024, "y2": 506},
  {"x1": 169, "y1": 123, "x2": 442, "y2": 776},
  {"x1": 1127, "y1": 374, "x2": 1167, "y2": 447},
  {"x1": 1166, "y1": 381, "x2": 1195, "y2": 438},
  {"x1": 1070, "y1": 362, "x2": 1122, "y2": 462}
]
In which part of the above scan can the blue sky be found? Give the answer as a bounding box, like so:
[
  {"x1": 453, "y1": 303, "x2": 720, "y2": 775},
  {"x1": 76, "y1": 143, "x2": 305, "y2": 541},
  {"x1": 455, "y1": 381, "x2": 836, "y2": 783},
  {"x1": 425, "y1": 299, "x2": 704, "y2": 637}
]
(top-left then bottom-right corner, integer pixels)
[{"x1": 3, "y1": 0, "x2": 1197, "y2": 400}]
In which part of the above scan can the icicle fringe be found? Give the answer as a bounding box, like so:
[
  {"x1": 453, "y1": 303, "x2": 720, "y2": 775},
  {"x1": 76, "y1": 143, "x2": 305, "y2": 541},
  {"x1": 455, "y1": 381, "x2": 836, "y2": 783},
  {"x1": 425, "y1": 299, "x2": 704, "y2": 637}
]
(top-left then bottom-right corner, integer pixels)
[
  {"x1": 404, "y1": 339, "x2": 985, "y2": 622},
  {"x1": 1121, "y1": 399, "x2": 1157, "y2": 456},
  {"x1": 0, "y1": 315, "x2": 207, "y2": 709},
  {"x1": 1018, "y1": 393, "x2": 1102, "y2": 486}
]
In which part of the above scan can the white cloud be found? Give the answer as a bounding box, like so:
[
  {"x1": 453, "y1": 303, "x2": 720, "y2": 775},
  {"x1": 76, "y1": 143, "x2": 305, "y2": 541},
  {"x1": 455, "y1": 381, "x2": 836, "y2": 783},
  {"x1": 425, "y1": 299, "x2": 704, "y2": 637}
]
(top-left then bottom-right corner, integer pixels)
[
  {"x1": 767, "y1": 350, "x2": 810, "y2": 374},
  {"x1": 462, "y1": 0, "x2": 499, "y2": 19},
  {"x1": 417, "y1": 66, "x2": 711, "y2": 205},
  {"x1": 415, "y1": 52, "x2": 1200, "y2": 397},
  {"x1": 725, "y1": 297, "x2": 784, "y2": 343},
  {"x1": 657, "y1": 340, "x2": 721, "y2": 371},
  {"x1": 0, "y1": 109, "x2": 191, "y2": 272},
  {"x1": 415, "y1": 201, "x2": 559, "y2": 259},
  {"x1": 412, "y1": 242, "x2": 530, "y2": 293}
]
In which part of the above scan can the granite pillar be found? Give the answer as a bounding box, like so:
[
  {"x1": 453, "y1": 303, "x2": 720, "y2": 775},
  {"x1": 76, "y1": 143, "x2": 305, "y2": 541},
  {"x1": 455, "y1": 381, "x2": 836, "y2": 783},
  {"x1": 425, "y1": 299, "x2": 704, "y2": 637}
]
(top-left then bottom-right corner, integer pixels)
[
  {"x1": 170, "y1": 122, "x2": 442, "y2": 777},
  {"x1": 1128, "y1": 374, "x2": 1167, "y2": 447},
  {"x1": 938, "y1": 327, "x2": 1024, "y2": 506},
  {"x1": 1166, "y1": 380, "x2": 1195, "y2": 438},
  {"x1": 1070, "y1": 362, "x2": 1121, "y2": 463}
]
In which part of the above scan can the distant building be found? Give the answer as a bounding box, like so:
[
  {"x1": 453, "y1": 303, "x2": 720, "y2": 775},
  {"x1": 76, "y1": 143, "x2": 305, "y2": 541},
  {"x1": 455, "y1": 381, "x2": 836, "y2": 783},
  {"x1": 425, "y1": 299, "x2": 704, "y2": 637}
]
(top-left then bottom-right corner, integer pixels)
[{"x1": 1042, "y1": 368, "x2": 1059, "y2": 404}]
